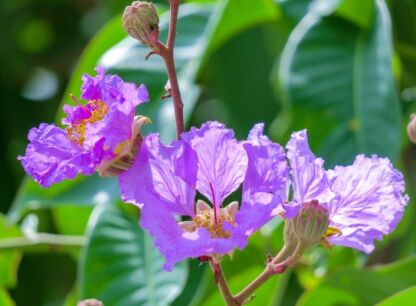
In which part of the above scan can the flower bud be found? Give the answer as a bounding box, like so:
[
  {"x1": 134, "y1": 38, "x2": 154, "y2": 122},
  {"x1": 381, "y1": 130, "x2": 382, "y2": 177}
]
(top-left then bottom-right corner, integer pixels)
[
  {"x1": 407, "y1": 113, "x2": 416, "y2": 144},
  {"x1": 77, "y1": 299, "x2": 104, "y2": 306},
  {"x1": 122, "y1": 1, "x2": 159, "y2": 47},
  {"x1": 288, "y1": 200, "x2": 329, "y2": 249}
]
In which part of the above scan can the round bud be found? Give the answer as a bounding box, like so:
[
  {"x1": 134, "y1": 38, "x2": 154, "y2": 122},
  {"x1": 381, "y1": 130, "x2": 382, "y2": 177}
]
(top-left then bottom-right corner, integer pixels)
[
  {"x1": 407, "y1": 113, "x2": 416, "y2": 144},
  {"x1": 122, "y1": 1, "x2": 159, "y2": 47},
  {"x1": 288, "y1": 200, "x2": 329, "y2": 249}
]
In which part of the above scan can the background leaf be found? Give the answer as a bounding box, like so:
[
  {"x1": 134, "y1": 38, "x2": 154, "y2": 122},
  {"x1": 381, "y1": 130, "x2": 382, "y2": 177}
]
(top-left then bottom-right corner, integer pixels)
[
  {"x1": 0, "y1": 215, "x2": 22, "y2": 288},
  {"x1": 298, "y1": 255, "x2": 416, "y2": 306},
  {"x1": 79, "y1": 204, "x2": 188, "y2": 305},
  {"x1": 277, "y1": 0, "x2": 400, "y2": 166},
  {"x1": 376, "y1": 286, "x2": 416, "y2": 306}
]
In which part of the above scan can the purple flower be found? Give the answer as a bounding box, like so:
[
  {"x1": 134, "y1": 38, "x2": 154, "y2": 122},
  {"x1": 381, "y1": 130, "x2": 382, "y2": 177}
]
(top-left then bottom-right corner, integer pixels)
[
  {"x1": 19, "y1": 67, "x2": 149, "y2": 187},
  {"x1": 284, "y1": 130, "x2": 408, "y2": 253},
  {"x1": 119, "y1": 122, "x2": 289, "y2": 270}
]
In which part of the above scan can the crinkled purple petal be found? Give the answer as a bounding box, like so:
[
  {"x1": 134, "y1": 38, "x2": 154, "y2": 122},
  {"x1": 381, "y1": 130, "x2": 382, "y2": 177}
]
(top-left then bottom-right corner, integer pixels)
[
  {"x1": 80, "y1": 67, "x2": 149, "y2": 107},
  {"x1": 119, "y1": 133, "x2": 197, "y2": 216},
  {"x1": 122, "y1": 83, "x2": 149, "y2": 107},
  {"x1": 140, "y1": 196, "x2": 238, "y2": 270},
  {"x1": 84, "y1": 100, "x2": 136, "y2": 153},
  {"x1": 233, "y1": 124, "x2": 289, "y2": 243},
  {"x1": 81, "y1": 67, "x2": 125, "y2": 105},
  {"x1": 61, "y1": 104, "x2": 91, "y2": 125},
  {"x1": 327, "y1": 155, "x2": 408, "y2": 253},
  {"x1": 18, "y1": 123, "x2": 104, "y2": 188},
  {"x1": 181, "y1": 121, "x2": 248, "y2": 207},
  {"x1": 286, "y1": 130, "x2": 334, "y2": 205}
]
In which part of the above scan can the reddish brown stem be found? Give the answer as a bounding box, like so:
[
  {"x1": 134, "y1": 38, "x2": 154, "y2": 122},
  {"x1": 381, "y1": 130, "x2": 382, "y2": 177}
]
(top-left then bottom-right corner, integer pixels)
[
  {"x1": 158, "y1": 0, "x2": 184, "y2": 138},
  {"x1": 234, "y1": 244, "x2": 293, "y2": 304},
  {"x1": 210, "y1": 262, "x2": 239, "y2": 306}
]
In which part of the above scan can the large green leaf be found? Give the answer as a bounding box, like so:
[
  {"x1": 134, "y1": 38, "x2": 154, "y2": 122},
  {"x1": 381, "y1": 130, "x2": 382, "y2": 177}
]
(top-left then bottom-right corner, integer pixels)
[
  {"x1": 79, "y1": 204, "x2": 187, "y2": 305},
  {"x1": 9, "y1": 175, "x2": 118, "y2": 222},
  {"x1": 0, "y1": 288, "x2": 14, "y2": 306},
  {"x1": 297, "y1": 255, "x2": 416, "y2": 306},
  {"x1": 376, "y1": 286, "x2": 416, "y2": 306},
  {"x1": 277, "y1": 0, "x2": 374, "y2": 28},
  {"x1": 196, "y1": 23, "x2": 286, "y2": 136},
  {"x1": 197, "y1": 0, "x2": 280, "y2": 71},
  {"x1": 277, "y1": 0, "x2": 401, "y2": 166},
  {"x1": 171, "y1": 261, "x2": 207, "y2": 306}
]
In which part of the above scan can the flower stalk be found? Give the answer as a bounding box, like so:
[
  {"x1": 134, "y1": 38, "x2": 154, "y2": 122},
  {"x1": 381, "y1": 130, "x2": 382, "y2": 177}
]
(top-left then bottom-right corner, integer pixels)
[{"x1": 160, "y1": 0, "x2": 184, "y2": 138}]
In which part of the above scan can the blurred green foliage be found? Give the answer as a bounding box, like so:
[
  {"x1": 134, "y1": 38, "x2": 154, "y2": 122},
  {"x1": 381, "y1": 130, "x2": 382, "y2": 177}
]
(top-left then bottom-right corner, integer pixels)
[{"x1": 1, "y1": 0, "x2": 416, "y2": 305}]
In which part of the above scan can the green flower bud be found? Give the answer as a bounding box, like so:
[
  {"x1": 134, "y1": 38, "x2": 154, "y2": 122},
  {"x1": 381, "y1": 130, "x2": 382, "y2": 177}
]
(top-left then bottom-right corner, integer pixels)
[
  {"x1": 288, "y1": 200, "x2": 329, "y2": 249},
  {"x1": 122, "y1": 1, "x2": 159, "y2": 47}
]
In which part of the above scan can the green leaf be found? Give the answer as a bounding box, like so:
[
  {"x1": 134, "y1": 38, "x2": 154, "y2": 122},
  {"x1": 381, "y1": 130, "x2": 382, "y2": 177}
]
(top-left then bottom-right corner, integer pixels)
[
  {"x1": 0, "y1": 288, "x2": 14, "y2": 306},
  {"x1": 79, "y1": 204, "x2": 187, "y2": 305},
  {"x1": 171, "y1": 261, "x2": 207, "y2": 306},
  {"x1": 196, "y1": 22, "x2": 286, "y2": 137},
  {"x1": 100, "y1": 3, "x2": 214, "y2": 141},
  {"x1": 9, "y1": 175, "x2": 119, "y2": 222},
  {"x1": 52, "y1": 205, "x2": 93, "y2": 236},
  {"x1": 276, "y1": 0, "x2": 340, "y2": 24},
  {"x1": 376, "y1": 286, "x2": 416, "y2": 306},
  {"x1": 335, "y1": 0, "x2": 375, "y2": 29},
  {"x1": 297, "y1": 255, "x2": 416, "y2": 306},
  {"x1": 0, "y1": 214, "x2": 22, "y2": 288},
  {"x1": 198, "y1": 0, "x2": 280, "y2": 71},
  {"x1": 277, "y1": 0, "x2": 401, "y2": 166}
]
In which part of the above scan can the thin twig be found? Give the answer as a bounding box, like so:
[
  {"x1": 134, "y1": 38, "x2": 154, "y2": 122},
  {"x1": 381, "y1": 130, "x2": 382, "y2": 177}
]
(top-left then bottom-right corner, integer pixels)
[{"x1": 234, "y1": 244, "x2": 294, "y2": 304}]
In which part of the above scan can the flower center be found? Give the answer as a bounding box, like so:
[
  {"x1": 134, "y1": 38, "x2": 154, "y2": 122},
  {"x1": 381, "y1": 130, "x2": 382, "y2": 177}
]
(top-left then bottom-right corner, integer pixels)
[
  {"x1": 179, "y1": 200, "x2": 239, "y2": 239},
  {"x1": 193, "y1": 208, "x2": 234, "y2": 238},
  {"x1": 66, "y1": 99, "x2": 108, "y2": 146}
]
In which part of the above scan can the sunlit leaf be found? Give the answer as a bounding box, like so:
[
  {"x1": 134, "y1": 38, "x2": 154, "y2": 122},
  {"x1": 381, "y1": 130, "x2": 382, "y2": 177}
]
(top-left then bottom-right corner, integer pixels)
[
  {"x1": 376, "y1": 286, "x2": 416, "y2": 306},
  {"x1": 0, "y1": 288, "x2": 14, "y2": 306}
]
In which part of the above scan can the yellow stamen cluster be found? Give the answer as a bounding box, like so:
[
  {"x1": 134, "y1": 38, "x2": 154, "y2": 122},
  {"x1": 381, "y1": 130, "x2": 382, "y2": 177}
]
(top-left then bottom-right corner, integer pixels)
[
  {"x1": 193, "y1": 208, "x2": 234, "y2": 239},
  {"x1": 180, "y1": 201, "x2": 238, "y2": 239},
  {"x1": 66, "y1": 99, "x2": 108, "y2": 146}
]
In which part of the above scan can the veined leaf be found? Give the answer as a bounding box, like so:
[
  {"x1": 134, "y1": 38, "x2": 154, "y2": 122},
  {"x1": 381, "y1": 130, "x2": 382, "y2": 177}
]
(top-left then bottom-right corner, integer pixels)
[
  {"x1": 277, "y1": 0, "x2": 401, "y2": 166},
  {"x1": 79, "y1": 204, "x2": 187, "y2": 305}
]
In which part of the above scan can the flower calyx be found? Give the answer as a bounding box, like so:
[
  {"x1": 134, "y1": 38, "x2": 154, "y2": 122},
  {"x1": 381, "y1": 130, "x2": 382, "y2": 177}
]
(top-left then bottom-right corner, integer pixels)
[
  {"x1": 291, "y1": 200, "x2": 330, "y2": 249},
  {"x1": 122, "y1": 1, "x2": 160, "y2": 49},
  {"x1": 268, "y1": 200, "x2": 338, "y2": 272}
]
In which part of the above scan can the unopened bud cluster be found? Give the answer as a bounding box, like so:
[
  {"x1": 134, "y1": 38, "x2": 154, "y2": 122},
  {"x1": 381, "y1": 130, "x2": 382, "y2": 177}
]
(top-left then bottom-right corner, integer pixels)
[{"x1": 122, "y1": 1, "x2": 159, "y2": 47}]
